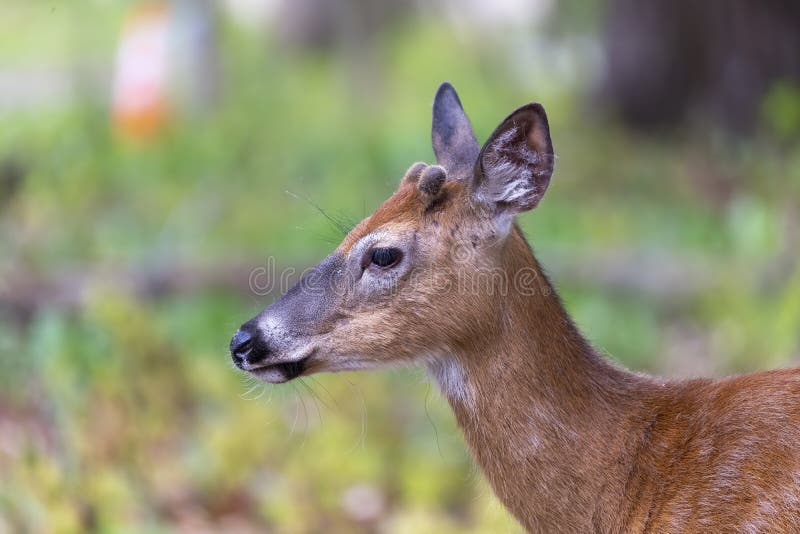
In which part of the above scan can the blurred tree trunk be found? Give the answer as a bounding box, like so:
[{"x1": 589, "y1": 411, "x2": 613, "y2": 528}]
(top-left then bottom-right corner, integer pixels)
[
  {"x1": 602, "y1": 0, "x2": 800, "y2": 134},
  {"x1": 275, "y1": 0, "x2": 415, "y2": 103},
  {"x1": 173, "y1": 0, "x2": 220, "y2": 113}
]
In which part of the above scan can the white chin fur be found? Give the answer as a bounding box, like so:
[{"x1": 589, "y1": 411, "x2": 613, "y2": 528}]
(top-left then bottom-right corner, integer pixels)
[
  {"x1": 250, "y1": 366, "x2": 291, "y2": 383},
  {"x1": 426, "y1": 354, "x2": 475, "y2": 410}
]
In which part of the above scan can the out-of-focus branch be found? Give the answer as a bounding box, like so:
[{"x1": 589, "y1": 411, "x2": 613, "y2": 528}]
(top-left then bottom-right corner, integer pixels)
[{"x1": 0, "y1": 261, "x2": 274, "y2": 325}]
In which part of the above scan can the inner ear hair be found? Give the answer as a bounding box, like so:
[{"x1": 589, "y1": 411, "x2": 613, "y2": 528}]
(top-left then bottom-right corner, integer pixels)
[
  {"x1": 417, "y1": 165, "x2": 447, "y2": 197},
  {"x1": 403, "y1": 162, "x2": 428, "y2": 184},
  {"x1": 473, "y1": 103, "x2": 554, "y2": 213}
]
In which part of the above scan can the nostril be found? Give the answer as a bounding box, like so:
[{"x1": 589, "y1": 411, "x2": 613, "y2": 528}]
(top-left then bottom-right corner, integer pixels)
[{"x1": 230, "y1": 329, "x2": 254, "y2": 362}]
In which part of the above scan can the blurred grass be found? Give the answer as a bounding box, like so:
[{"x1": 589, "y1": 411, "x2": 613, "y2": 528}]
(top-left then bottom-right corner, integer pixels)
[{"x1": 1, "y1": 2, "x2": 799, "y2": 533}]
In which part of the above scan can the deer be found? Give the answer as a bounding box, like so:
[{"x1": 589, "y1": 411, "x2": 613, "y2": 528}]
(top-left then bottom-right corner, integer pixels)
[{"x1": 229, "y1": 83, "x2": 800, "y2": 532}]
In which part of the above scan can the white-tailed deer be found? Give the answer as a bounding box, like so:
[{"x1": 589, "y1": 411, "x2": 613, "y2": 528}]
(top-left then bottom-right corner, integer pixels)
[{"x1": 230, "y1": 83, "x2": 800, "y2": 532}]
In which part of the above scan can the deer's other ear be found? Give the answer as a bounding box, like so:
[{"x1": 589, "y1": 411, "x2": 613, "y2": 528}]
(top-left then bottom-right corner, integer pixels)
[
  {"x1": 473, "y1": 103, "x2": 554, "y2": 214},
  {"x1": 431, "y1": 82, "x2": 479, "y2": 181}
]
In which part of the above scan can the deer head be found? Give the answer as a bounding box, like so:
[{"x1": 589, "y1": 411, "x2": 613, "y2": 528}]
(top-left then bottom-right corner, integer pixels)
[{"x1": 229, "y1": 82, "x2": 554, "y2": 386}]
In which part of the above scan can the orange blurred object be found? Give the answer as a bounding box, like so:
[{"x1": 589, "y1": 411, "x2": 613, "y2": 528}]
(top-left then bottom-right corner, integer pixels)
[{"x1": 112, "y1": 2, "x2": 172, "y2": 141}]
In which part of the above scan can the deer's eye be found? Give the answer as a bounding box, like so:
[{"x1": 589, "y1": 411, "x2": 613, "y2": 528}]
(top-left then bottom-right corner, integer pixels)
[{"x1": 370, "y1": 247, "x2": 402, "y2": 268}]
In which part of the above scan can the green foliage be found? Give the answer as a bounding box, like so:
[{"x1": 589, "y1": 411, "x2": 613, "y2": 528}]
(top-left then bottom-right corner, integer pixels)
[
  {"x1": 763, "y1": 81, "x2": 800, "y2": 141},
  {"x1": 1, "y1": 2, "x2": 799, "y2": 533}
]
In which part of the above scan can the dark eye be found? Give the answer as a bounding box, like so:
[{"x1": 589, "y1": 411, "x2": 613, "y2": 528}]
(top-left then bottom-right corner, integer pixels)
[{"x1": 370, "y1": 247, "x2": 402, "y2": 268}]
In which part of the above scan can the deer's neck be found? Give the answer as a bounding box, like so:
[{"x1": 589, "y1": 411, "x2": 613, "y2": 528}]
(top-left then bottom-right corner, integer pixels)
[{"x1": 429, "y1": 227, "x2": 654, "y2": 532}]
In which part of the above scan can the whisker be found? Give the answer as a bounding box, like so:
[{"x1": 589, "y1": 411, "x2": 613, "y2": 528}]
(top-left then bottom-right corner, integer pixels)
[
  {"x1": 251, "y1": 383, "x2": 269, "y2": 401},
  {"x1": 344, "y1": 378, "x2": 368, "y2": 453},
  {"x1": 301, "y1": 377, "x2": 332, "y2": 411},
  {"x1": 298, "y1": 378, "x2": 325, "y2": 429},
  {"x1": 288, "y1": 383, "x2": 302, "y2": 441},
  {"x1": 286, "y1": 190, "x2": 352, "y2": 237},
  {"x1": 297, "y1": 385, "x2": 310, "y2": 449},
  {"x1": 424, "y1": 380, "x2": 445, "y2": 461},
  {"x1": 239, "y1": 382, "x2": 262, "y2": 400},
  {"x1": 309, "y1": 376, "x2": 337, "y2": 410}
]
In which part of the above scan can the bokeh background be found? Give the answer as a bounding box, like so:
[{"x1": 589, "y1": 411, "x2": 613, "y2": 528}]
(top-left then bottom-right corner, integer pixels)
[{"x1": 1, "y1": 1, "x2": 799, "y2": 532}]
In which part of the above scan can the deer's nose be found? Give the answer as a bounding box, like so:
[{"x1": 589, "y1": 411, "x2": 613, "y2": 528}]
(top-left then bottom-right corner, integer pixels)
[{"x1": 230, "y1": 327, "x2": 255, "y2": 367}]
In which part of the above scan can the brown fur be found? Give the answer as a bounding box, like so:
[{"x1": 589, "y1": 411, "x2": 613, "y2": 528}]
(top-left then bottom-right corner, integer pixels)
[
  {"x1": 236, "y1": 96, "x2": 800, "y2": 532},
  {"x1": 338, "y1": 180, "x2": 424, "y2": 253},
  {"x1": 322, "y1": 183, "x2": 800, "y2": 532},
  {"x1": 435, "y1": 226, "x2": 800, "y2": 532}
]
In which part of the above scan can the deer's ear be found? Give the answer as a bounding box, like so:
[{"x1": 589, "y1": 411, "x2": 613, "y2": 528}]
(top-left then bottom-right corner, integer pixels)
[
  {"x1": 473, "y1": 103, "x2": 554, "y2": 214},
  {"x1": 431, "y1": 82, "x2": 479, "y2": 180}
]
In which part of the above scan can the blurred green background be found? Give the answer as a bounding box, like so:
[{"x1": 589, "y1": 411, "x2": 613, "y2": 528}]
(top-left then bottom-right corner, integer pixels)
[{"x1": 1, "y1": 1, "x2": 799, "y2": 532}]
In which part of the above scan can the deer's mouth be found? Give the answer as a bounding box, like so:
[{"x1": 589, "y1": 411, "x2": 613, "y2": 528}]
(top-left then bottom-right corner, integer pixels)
[
  {"x1": 242, "y1": 346, "x2": 318, "y2": 383},
  {"x1": 246, "y1": 357, "x2": 308, "y2": 383}
]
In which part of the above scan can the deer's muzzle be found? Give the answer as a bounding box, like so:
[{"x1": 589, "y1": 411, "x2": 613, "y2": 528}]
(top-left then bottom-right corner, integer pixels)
[{"x1": 230, "y1": 252, "x2": 346, "y2": 382}]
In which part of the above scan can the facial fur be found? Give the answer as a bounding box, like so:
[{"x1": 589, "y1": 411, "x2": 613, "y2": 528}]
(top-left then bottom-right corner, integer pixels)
[
  {"x1": 287, "y1": 174, "x2": 512, "y2": 379},
  {"x1": 230, "y1": 82, "x2": 555, "y2": 384}
]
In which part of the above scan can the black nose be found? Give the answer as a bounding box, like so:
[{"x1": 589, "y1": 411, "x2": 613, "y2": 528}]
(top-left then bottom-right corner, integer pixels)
[{"x1": 230, "y1": 328, "x2": 254, "y2": 367}]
